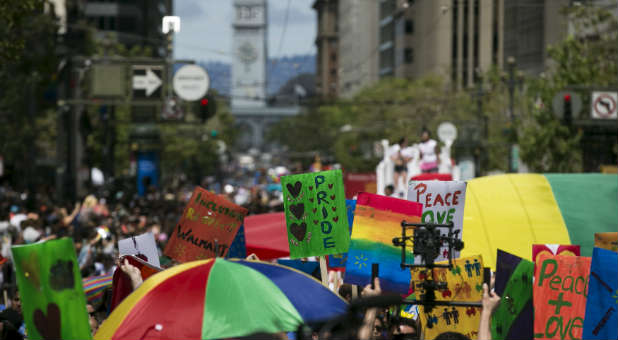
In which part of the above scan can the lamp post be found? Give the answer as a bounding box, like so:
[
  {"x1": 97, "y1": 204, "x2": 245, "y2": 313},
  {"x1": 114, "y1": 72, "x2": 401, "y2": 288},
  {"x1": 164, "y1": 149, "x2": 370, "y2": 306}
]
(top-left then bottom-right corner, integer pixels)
[{"x1": 503, "y1": 57, "x2": 523, "y2": 173}]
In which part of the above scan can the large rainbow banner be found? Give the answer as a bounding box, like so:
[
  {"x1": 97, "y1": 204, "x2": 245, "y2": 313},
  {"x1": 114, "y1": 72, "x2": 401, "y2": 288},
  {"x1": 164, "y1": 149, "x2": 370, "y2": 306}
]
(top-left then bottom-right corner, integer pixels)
[{"x1": 344, "y1": 192, "x2": 422, "y2": 293}]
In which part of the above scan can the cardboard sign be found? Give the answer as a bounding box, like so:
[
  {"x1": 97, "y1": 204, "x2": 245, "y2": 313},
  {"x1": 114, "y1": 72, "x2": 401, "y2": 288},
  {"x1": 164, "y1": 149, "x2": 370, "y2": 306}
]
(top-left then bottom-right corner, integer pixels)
[
  {"x1": 414, "y1": 255, "x2": 484, "y2": 340},
  {"x1": 281, "y1": 170, "x2": 350, "y2": 258},
  {"x1": 344, "y1": 193, "x2": 422, "y2": 293},
  {"x1": 407, "y1": 181, "x2": 466, "y2": 263},
  {"x1": 533, "y1": 253, "x2": 591, "y2": 340},
  {"x1": 226, "y1": 224, "x2": 247, "y2": 259},
  {"x1": 328, "y1": 199, "x2": 356, "y2": 269},
  {"x1": 594, "y1": 232, "x2": 618, "y2": 253},
  {"x1": 582, "y1": 247, "x2": 618, "y2": 339},
  {"x1": 164, "y1": 187, "x2": 248, "y2": 262},
  {"x1": 12, "y1": 238, "x2": 92, "y2": 339},
  {"x1": 118, "y1": 232, "x2": 160, "y2": 267},
  {"x1": 491, "y1": 250, "x2": 534, "y2": 340}
]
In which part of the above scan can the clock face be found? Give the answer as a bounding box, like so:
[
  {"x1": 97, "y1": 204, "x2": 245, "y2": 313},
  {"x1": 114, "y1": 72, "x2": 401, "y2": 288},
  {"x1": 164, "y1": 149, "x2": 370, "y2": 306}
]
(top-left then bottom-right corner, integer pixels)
[{"x1": 238, "y1": 42, "x2": 258, "y2": 70}]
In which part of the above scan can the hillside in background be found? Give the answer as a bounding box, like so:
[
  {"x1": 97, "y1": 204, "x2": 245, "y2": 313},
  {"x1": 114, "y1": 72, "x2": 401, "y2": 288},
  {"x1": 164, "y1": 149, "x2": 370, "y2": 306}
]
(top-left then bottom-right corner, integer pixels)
[{"x1": 199, "y1": 54, "x2": 315, "y2": 97}]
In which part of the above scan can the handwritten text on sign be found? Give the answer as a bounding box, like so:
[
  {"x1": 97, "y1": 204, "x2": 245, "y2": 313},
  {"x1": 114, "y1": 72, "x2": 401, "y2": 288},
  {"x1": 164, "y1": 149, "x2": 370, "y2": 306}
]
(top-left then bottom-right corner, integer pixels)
[
  {"x1": 281, "y1": 170, "x2": 350, "y2": 258},
  {"x1": 164, "y1": 187, "x2": 248, "y2": 262},
  {"x1": 533, "y1": 253, "x2": 591, "y2": 340},
  {"x1": 407, "y1": 181, "x2": 467, "y2": 263}
]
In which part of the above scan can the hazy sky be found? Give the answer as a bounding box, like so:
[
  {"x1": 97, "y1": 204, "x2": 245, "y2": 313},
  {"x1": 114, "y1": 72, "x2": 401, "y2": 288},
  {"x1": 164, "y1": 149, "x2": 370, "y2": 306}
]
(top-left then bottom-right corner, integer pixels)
[{"x1": 173, "y1": 0, "x2": 316, "y2": 63}]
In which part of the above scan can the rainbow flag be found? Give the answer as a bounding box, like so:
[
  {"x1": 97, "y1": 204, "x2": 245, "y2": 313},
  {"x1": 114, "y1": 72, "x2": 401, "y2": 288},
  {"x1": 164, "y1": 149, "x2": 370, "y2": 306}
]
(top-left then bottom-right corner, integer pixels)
[
  {"x1": 461, "y1": 174, "x2": 617, "y2": 269},
  {"x1": 83, "y1": 273, "x2": 113, "y2": 306},
  {"x1": 344, "y1": 193, "x2": 422, "y2": 293}
]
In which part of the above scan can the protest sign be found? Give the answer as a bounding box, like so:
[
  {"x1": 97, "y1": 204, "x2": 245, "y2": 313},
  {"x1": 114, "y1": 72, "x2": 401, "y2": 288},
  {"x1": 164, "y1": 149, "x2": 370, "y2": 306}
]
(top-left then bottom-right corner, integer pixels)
[
  {"x1": 226, "y1": 224, "x2": 247, "y2": 258},
  {"x1": 345, "y1": 192, "x2": 422, "y2": 293},
  {"x1": 594, "y1": 232, "x2": 617, "y2": 253},
  {"x1": 281, "y1": 170, "x2": 350, "y2": 258},
  {"x1": 328, "y1": 199, "x2": 356, "y2": 270},
  {"x1": 533, "y1": 244, "x2": 580, "y2": 262},
  {"x1": 407, "y1": 181, "x2": 466, "y2": 263},
  {"x1": 164, "y1": 187, "x2": 248, "y2": 262},
  {"x1": 12, "y1": 238, "x2": 92, "y2": 339},
  {"x1": 414, "y1": 255, "x2": 484, "y2": 340},
  {"x1": 533, "y1": 253, "x2": 591, "y2": 340},
  {"x1": 582, "y1": 247, "x2": 618, "y2": 339},
  {"x1": 491, "y1": 249, "x2": 534, "y2": 340},
  {"x1": 110, "y1": 255, "x2": 162, "y2": 311},
  {"x1": 118, "y1": 232, "x2": 160, "y2": 267}
]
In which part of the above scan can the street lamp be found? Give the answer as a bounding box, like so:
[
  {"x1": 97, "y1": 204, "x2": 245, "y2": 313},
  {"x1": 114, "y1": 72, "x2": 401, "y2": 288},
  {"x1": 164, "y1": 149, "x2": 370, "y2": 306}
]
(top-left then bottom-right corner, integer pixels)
[{"x1": 502, "y1": 57, "x2": 524, "y2": 173}]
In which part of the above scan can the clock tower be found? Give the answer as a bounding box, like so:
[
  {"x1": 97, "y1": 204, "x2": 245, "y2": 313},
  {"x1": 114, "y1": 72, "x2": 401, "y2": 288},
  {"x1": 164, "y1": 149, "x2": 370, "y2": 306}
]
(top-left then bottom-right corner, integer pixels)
[{"x1": 232, "y1": 0, "x2": 267, "y2": 108}]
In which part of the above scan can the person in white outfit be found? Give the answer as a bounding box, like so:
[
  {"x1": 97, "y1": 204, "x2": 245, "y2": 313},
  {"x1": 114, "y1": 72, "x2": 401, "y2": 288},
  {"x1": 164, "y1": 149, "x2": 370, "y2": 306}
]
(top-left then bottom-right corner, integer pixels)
[
  {"x1": 390, "y1": 138, "x2": 412, "y2": 191},
  {"x1": 419, "y1": 130, "x2": 439, "y2": 173}
]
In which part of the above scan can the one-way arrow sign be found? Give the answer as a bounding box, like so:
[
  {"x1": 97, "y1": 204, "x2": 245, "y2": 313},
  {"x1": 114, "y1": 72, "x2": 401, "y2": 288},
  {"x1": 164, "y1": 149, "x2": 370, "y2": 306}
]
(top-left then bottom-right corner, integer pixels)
[{"x1": 132, "y1": 65, "x2": 163, "y2": 99}]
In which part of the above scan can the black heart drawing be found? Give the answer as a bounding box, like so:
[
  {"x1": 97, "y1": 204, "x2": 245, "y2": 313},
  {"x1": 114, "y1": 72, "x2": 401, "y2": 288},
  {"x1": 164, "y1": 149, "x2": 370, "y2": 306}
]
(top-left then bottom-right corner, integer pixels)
[
  {"x1": 290, "y1": 222, "x2": 307, "y2": 241},
  {"x1": 290, "y1": 203, "x2": 304, "y2": 220},
  {"x1": 34, "y1": 303, "x2": 61, "y2": 340},
  {"x1": 286, "y1": 181, "x2": 302, "y2": 198},
  {"x1": 50, "y1": 260, "x2": 75, "y2": 291}
]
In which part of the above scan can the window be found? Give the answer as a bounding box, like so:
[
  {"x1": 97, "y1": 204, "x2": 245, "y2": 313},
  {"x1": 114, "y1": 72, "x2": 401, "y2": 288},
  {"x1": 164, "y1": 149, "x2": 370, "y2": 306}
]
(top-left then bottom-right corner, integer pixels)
[
  {"x1": 405, "y1": 19, "x2": 414, "y2": 34},
  {"x1": 404, "y1": 48, "x2": 414, "y2": 64}
]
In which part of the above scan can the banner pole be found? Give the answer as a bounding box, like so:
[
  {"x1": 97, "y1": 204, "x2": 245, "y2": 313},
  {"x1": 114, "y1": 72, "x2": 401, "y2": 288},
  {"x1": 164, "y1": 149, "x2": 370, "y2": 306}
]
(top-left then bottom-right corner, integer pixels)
[{"x1": 319, "y1": 256, "x2": 328, "y2": 287}]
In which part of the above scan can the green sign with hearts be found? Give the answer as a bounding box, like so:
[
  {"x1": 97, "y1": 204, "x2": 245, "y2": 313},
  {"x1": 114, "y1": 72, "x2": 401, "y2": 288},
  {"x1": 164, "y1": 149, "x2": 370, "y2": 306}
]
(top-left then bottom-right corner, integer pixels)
[
  {"x1": 12, "y1": 238, "x2": 92, "y2": 340},
  {"x1": 281, "y1": 169, "x2": 351, "y2": 258}
]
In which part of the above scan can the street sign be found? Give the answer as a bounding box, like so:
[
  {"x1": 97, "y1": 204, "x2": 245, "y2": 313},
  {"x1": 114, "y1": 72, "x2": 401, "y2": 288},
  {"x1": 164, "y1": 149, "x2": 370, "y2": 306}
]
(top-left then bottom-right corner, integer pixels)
[
  {"x1": 173, "y1": 65, "x2": 210, "y2": 101},
  {"x1": 132, "y1": 65, "x2": 163, "y2": 99},
  {"x1": 552, "y1": 91, "x2": 582, "y2": 119},
  {"x1": 162, "y1": 16, "x2": 181, "y2": 34},
  {"x1": 437, "y1": 122, "x2": 457, "y2": 143},
  {"x1": 591, "y1": 91, "x2": 617, "y2": 119}
]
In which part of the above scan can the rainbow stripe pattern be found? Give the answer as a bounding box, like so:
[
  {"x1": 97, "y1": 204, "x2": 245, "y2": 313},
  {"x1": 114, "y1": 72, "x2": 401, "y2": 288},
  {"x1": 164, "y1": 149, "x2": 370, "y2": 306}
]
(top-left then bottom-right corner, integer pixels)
[{"x1": 344, "y1": 193, "x2": 422, "y2": 293}]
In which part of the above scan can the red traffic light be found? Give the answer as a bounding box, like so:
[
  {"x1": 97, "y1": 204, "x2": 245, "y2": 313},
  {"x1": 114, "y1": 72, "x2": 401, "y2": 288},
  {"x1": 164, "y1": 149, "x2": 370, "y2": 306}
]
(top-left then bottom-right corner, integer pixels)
[
  {"x1": 564, "y1": 94, "x2": 571, "y2": 102},
  {"x1": 200, "y1": 98, "x2": 208, "y2": 106}
]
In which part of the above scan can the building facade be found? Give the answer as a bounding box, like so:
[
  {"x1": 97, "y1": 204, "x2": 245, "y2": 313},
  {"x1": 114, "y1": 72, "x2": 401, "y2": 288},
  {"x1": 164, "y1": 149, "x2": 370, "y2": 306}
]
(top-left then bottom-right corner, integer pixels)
[
  {"x1": 338, "y1": 0, "x2": 379, "y2": 98},
  {"x1": 313, "y1": 0, "x2": 339, "y2": 98},
  {"x1": 84, "y1": 0, "x2": 173, "y2": 57}
]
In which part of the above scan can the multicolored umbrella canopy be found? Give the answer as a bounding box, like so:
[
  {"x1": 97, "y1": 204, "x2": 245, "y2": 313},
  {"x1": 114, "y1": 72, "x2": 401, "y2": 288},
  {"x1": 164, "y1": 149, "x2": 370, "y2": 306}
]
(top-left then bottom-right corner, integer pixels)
[
  {"x1": 82, "y1": 273, "x2": 113, "y2": 306},
  {"x1": 95, "y1": 258, "x2": 347, "y2": 340},
  {"x1": 461, "y1": 174, "x2": 617, "y2": 268}
]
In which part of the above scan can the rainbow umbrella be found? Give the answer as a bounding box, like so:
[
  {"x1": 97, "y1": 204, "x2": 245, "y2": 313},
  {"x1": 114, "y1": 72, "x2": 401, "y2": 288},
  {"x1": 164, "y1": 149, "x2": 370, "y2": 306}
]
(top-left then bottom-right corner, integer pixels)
[
  {"x1": 461, "y1": 174, "x2": 617, "y2": 268},
  {"x1": 83, "y1": 273, "x2": 113, "y2": 306},
  {"x1": 95, "y1": 258, "x2": 347, "y2": 339}
]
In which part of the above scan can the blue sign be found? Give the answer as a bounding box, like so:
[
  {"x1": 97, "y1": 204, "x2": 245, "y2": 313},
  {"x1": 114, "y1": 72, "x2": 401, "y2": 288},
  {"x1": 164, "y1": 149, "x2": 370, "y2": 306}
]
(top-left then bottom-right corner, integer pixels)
[
  {"x1": 328, "y1": 199, "x2": 356, "y2": 268},
  {"x1": 137, "y1": 152, "x2": 159, "y2": 196},
  {"x1": 226, "y1": 224, "x2": 247, "y2": 259},
  {"x1": 583, "y1": 247, "x2": 618, "y2": 340}
]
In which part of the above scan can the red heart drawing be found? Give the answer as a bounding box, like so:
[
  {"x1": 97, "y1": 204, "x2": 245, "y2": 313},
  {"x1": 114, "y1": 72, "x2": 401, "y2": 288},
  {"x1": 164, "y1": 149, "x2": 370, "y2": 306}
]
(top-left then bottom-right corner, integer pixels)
[
  {"x1": 313, "y1": 220, "x2": 319, "y2": 225},
  {"x1": 309, "y1": 186, "x2": 313, "y2": 190},
  {"x1": 333, "y1": 216, "x2": 339, "y2": 222},
  {"x1": 328, "y1": 183, "x2": 333, "y2": 189},
  {"x1": 34, "y1": 303, "x2": 61, "y2": 340},
  {"x1": 330, "y1": 195, "x2": 335, "y2": 200},
  {"x1": 312, "y1": 208, "x2": 317, "y2": 213},
  {"x1": 332, "y1": 207, "x2": 336, "y2": 212},
  {"x1": 309, "y1": 198, "x2": 314, "y2": 202}
]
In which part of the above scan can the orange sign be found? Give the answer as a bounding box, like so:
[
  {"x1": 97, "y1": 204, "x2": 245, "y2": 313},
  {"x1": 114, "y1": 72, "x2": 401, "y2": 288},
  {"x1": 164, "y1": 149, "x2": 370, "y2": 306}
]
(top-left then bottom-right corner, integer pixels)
[
  {"x1": 533, "y1": 253, "x2": 591, "y2": 340},
  {"x1": 164, "y1": 187, "x2": 248, "y2": 262}
]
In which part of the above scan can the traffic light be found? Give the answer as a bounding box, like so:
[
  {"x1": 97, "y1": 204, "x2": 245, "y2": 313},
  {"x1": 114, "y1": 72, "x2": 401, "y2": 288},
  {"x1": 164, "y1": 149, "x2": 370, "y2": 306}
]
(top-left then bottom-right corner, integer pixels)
[
  {"x1": 563, "y1": 93, "x2": 572, "y2": 125},
  {"x1": 198, "y1": 95, "x2": 217, "y2": 123}
]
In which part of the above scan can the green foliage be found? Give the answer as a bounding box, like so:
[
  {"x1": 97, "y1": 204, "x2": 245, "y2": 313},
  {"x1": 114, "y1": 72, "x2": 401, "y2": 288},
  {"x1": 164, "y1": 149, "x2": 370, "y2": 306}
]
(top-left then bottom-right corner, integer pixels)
[
  {"x1": 518, "y1": 3, "x2": 617, "y2": 172},
  {"x1": 269, "y1": 76, "x2": 484, "y2": 172}
]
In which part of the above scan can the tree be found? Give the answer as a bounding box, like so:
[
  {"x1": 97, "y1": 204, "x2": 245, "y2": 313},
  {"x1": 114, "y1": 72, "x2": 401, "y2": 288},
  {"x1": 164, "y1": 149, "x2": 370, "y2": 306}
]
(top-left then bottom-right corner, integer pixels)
[{"x1": 518, "y1": 4, "x2": 618, "y2": 172}]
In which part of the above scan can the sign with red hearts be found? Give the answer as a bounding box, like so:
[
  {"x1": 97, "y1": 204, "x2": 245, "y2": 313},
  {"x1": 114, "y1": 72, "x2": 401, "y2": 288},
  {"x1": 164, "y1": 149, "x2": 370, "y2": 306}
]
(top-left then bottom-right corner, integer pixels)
[{"x1": 281, "y1": 170, "x2": 350, "y2": 258}]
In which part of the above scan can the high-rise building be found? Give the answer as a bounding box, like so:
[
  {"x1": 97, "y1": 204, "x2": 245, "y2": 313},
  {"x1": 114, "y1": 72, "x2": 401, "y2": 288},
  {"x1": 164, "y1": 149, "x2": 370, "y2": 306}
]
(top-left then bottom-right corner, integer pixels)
[
  {"x1": 313, "y1": 0, "x2": 339, "y2": 98},
  {"x1": 338, "y1": 0, "x2": 379, "y2": 98},
  {"x1": 83, "y1": 0, "x2": 173, "y2": 57}
]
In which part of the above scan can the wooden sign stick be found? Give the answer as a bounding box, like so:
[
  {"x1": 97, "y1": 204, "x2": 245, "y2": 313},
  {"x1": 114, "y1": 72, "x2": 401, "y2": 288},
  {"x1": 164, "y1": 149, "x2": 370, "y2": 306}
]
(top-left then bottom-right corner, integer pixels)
[{"x1": 319, "y1": 256, "x2": 329, "y2": 287}]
